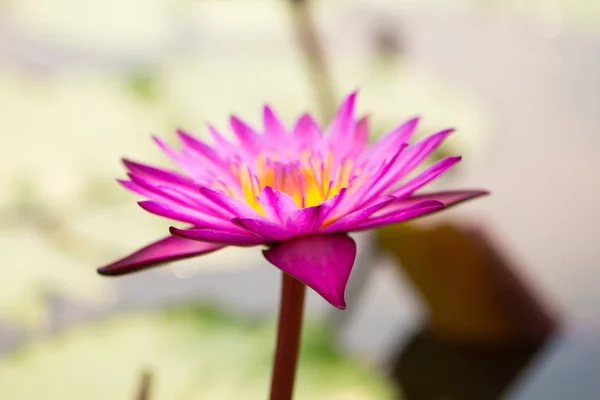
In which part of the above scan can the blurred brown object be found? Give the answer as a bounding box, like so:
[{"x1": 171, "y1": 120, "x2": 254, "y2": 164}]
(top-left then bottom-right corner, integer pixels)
[
  {"x1": 377, "y1": 222, "x2": 557, "y2": 343},
  {"x1": 377, "y1": 221, "x2": 558, "y2": 399},
  {"x1": 288, "y1": 0, "x2": 337, "y2": 123},
  {"x1": 134, "y1": 370, "x2": 152, "y2": 400}
]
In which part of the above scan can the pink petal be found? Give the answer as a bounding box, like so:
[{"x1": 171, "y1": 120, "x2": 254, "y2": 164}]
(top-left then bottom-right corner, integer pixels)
[
  {"x1": 352, "y1": 200, "x2": 446, "y2": 231},
  {"x1": 138, "y1": 201, "x2": 242, "y2": 232},
  {"x1": 118, "y1": 179, "x2": 156, "y2": 198},
  {"x1": 129, "y1": 176, "x2": 231, "y2": 219},
  {"x1": 350, "y1": 144, "x2": 408, "y2": 208},
  {"x1": 176, "y1": 129, "x2": 227, "y2": 169},
  {"x1": 128, "y1": 173, "x2": 196, "y2": 208},
  {"x1": 97, "y1": 236, "x2": 224, "y2": 276},
  {"x1": 152, "y1": 135, "x2": 181, "y2": 163},
  {"x1": 286, "y1": 206, "x2": 321, "y2": 235},
  {"x1": 320, "y1": 196, "x2": 396, "y2": 233},
  {"x1": 326, "y1": 92, "x2": 358, "y2": 155},
  {"x1": 327, "y1": 92, "x2": 357, "y2": 135},
  {"x1": 122, "y1": 159, "x2": 191, "y2": 186},
  {"x1": 232, "y1": 218, "x2": 292, "y2": 241},
  {"x1": 153, "y1": 135, "x2": 220, "y2": 181},
  {"x1": 353, "y1": 128, "x2": 452, "y2": 208},
  {"x1": 263, "y1": 105, "x2": 287, "y2": 140},
  {"x1": 292, "y1": 113, "x2": 322, "y2": 145},
  {"x1": 391, "y1": 156, "x2": 462, "y2": 198},
  {"x1": 170, "y1": 226, "x2": 266, "y2": 246},
  {"x1": 207, "y1": 124, "x2": 238, "y2": 155},
  {"x1": 313, "y1": 187, "x2": 348, "y2": 227},
  {"x1": 258, "y1": 187, "x2": 298, "y2": 225},
  {"x1": 347, "y1": 115, "x2": 369, "y2": 157},
  {"x1": 407, "y1": 190, "x2": 489, "y2": 207},
  {"x1": 393, "y1": 128, "x2": 454, "y2": 180},
  {"x1": 158, "y1": 185, "x2": 233, "y2": 219},
  {"x1": 199, "y1": 187, "x2": 264, "y2": 219},
  {"x1": 372, "y1": 189, "x2": 488, "y2": 218},
  {"x1": 364, "y1": 117, "x2": 419, "y2": 161},
  {"x1": 122, "y1": 162, "x2": 199, "y2": 196},
  {"x1": 263, "y1": 234, "x2": 357, "y2": 309},
  {"x1": 230, "y1": 115, "x2": 261, "y2": 152}
]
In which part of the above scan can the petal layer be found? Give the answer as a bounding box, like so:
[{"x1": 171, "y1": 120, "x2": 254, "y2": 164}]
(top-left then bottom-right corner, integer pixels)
[
  {"x1": 352, "y1": 200, "x2": 446, "y2": 231},
  {"x1": 263, "y1": 234, "x2": 357, "y2": 309},
  {"x1": 97, "y1": 236, "x2": 224, "y2": 275},
  {"x1": 170, "y1": 226, "x2": 266, "y2": 246},
  {"x1": 376, "y1": 190, "x2": 489, "y2": 217},
  {"x1": 409, "y1": 189, "x2": 489, "y2": 206}
]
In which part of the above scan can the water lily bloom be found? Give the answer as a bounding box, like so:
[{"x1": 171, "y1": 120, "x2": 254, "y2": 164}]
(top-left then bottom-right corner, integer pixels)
[{"x1": 98, "y1": 92, "x2": 487, "y2": 309}]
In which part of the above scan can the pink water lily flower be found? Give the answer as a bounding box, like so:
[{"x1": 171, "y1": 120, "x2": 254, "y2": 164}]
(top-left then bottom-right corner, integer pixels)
[{"x1": 98, "y1": 92, "x2": 487, "y2": 309}]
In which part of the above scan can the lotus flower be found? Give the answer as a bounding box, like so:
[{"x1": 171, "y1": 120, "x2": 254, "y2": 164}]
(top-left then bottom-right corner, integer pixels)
[{"x1": 98, "y1": 92, "x2": 486, "y2": 308}]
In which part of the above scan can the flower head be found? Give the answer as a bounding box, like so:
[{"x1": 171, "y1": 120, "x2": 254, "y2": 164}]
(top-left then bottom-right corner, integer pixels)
[{"x1": 98, "y1": 92, "x2": 487, "y2": 308}]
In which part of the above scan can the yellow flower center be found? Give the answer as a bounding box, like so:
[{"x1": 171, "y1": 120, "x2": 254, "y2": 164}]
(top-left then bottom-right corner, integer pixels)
[{"x1": 231, "y1": 150, "x2": 355, "y2": 213}]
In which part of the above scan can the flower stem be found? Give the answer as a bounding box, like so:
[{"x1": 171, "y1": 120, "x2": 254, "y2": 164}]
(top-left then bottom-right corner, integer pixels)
[{"x1": 269, "y1": 273, "x2": 306, "y2": 400}]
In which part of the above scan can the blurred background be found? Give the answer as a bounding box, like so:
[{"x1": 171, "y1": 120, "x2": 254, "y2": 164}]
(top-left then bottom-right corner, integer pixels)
[{"x1": 0, "y1": 0, "x2": 599, "y2": 398}]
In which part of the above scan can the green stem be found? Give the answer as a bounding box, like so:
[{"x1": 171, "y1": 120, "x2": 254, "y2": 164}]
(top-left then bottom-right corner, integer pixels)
[{"x1": 269, "y1": 273, "x2": 307, "y2": 400}]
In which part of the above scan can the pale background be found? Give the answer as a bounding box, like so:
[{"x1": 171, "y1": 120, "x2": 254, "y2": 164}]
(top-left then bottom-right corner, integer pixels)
[{"x1": 0, "y1": 0, "x2": 599, "y2": 398}]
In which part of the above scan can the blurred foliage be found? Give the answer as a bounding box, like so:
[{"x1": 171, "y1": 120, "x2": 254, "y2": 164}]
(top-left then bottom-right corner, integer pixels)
[
  {"x1": 0, "y1": 305, "x2": 399, "y2": 399},
  {"x1": 0, "y1": 71, "x2": 167, "y2": 327},
  {"x1": 125, "y1": 70, "x2": 161, "y2": 102},
  {"x1": 0, "y1": 228, "x2": 111, "y2": 328}
]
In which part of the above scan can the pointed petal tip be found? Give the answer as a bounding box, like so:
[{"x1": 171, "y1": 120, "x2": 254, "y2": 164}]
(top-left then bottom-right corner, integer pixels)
[
  {"x1": 330, "y1": 297, "x2": 347, "y2": 310},
  {"x1": 398, "y1": 116, "x2": 420, "y2": 132},
  {"x1": 298, "y1": 112, "x2": 316, "y2": 122},
  {"x1": 470, "y1": 189, "x2": 491, "y2": 198},
  {"x1": 97, "y1": 265, "x2": 120, "y2": 276},
  {"x1": 152, "y1": 135, "x2": 180, "y2": 156},
  {"x1": 447, "y1": 189, "x2": 490, "y2": 200},
  {"x1": 97, "y1": 263, "x2": 139, "y2": 276},
  {"x1": 97, "y1": 236, "x2": 225, "y2": 276},
  {"x1": 449, "y1": 155, "x2": 463, "y2": 163},
  {"x1": 229, "y1": 114, "x2": 243, "y2": 125},
  {"x1": 263, "y1": 104, "x2": 275, "y2": 114},
  {"x1": 408, "y1": 189, "x2": 490, "y2": 209},
  {"x1": 175, "y1": 128, "x2": 192, "y2": 140},
  {"x1": 347, "y1": 89, "x2": 359, "y2": 98},
  {"x1": 122, "y1": 158, "x2": 137, "y2": 169},
  {"x1": 169, "y1": 226, "x2": 185, "y2": 237},
  {"x1": 408, "y1": 115, "x2": 421, "y2": 124},
  {"x1": 334, "y1": 91, "x2": 359, "y2": 117},
  {"x1": 137, "y1": 200, "x2": 161, "y2": 213},
  {"x1": 344, "y1": 90, "x2": 358, "y2": 106},
  {"x1": 263, "y1": 234, "x2": 356, "y2": 309}
]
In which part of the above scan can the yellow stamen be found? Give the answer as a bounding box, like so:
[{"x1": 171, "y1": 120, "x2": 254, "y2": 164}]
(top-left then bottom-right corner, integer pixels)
[{"x1": 232, "y1": 150, "x2": 351, "y2": 213}]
